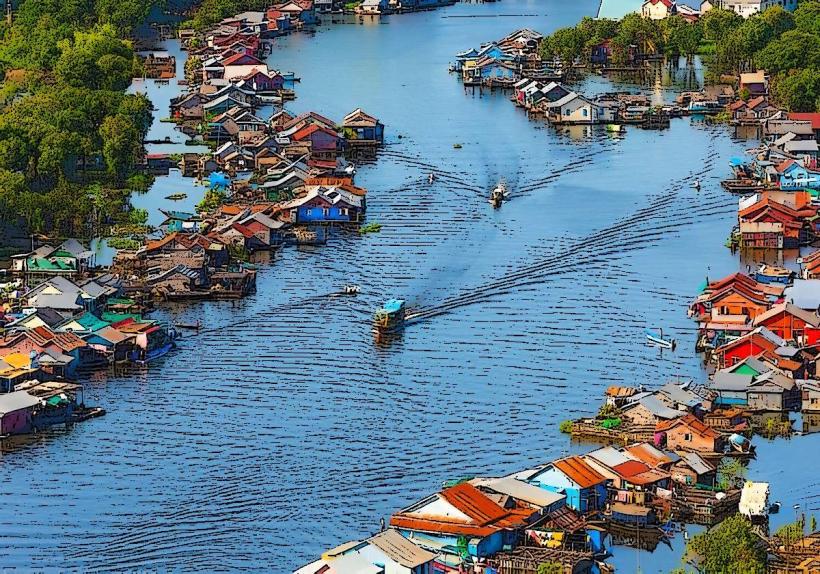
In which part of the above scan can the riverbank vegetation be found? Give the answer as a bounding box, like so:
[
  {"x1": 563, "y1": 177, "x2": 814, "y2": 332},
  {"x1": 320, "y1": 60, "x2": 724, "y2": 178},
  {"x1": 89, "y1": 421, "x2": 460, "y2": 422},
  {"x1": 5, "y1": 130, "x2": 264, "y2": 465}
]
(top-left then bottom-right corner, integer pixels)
[
  {"x1": 677, "y1": 514, "x2": 767, "y2": 574},
  {"x1": 184, "y1": 0, "x2": 269, "y2": 31},
  {"x1": 538, "y1": 2, "x2": 820, "y2": 112},
  {"x1": 0, "y1": 0, "x2": 156, "y2": 237}
]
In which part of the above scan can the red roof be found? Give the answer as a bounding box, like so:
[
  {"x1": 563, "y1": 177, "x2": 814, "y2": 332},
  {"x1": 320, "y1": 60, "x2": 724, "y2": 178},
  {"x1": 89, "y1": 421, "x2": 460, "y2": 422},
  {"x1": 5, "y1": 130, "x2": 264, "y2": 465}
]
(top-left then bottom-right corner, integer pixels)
[
  {"x1": 221, "y1": 52, "x2": 264, "y2": 67},
  {"x1": 553, "y1": 456, "x2": 606, "y2": 488},
  {"x1": 390, "y1": 483, "x2": 532, "y2": 537},
  {"x1": 612, "y1": 460, "x2": 651, "y2": 479},
  {"x1": 230, "y1": 223, "x2": 255, "y2": 239},
  {"x1": 789, "y1": 113, "x2": 820, "y2": 130},
  {"x1": 292, "y1": 123, "x2": 340, "y2": 142},
  {"x1": 656, "y1": 414, "x2": 719, "y2": 439},
  {"x1": 648, "y1": 0, "x2": 674, "y2": 6}
]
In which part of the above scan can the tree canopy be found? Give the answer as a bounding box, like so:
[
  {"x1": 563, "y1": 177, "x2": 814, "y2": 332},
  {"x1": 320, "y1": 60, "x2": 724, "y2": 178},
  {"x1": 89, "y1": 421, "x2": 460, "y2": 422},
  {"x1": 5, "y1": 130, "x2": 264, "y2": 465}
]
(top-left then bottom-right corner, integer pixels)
[{"x1": 686, "y1": 514, "x2": 766, "y2": 574}]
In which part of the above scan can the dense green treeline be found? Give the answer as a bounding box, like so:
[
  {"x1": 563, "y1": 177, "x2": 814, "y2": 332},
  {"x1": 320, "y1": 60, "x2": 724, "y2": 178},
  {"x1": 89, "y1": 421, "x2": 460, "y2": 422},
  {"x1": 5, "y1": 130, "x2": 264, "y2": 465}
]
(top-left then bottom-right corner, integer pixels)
[
  {"x1": 184, "y1": 0, "x2": 270, "y2": 31},
  {"x1": 539, "y1": 1, "x2": 820, "y2": 112},
  {"x1": 0, "y1": 0, "x2": 156, "y2": 237}
]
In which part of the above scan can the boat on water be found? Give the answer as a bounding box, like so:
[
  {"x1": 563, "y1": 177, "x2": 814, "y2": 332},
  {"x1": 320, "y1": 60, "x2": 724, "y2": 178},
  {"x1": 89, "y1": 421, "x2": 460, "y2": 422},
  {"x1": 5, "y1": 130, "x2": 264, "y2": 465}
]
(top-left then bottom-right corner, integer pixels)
[
  {"x1": 175, "y1": 320, "x2": 201, "y2": 330},
  {"x1": 165, "y1": 193, "x2": 187, "y2": 200},
  {"x1": 129, "y1": 326, "x2": 178, "y2": 364},
  {"x1": 453, "y1": 143, "x2": 462, "y2": 149},
  {"x1": 646, "y1": 329, "x2": 676, "y2": 350},
  {"x1": 373, "y1": 299, "x2": 406, "y2": 339},
  {"x1": 606, "y1": 124, "x2": 623, "y2": 133},
  {"x1": 754, "y1": 263, "x2": 794, "y2": 284},
  {"x1": 489, "y1": 180, "x2": 509, "y2": 209}
]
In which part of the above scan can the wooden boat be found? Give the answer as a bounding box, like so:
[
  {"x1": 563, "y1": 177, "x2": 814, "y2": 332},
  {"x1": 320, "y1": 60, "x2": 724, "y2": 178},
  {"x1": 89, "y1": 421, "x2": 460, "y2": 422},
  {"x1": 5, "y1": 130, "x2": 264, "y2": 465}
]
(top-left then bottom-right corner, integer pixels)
[
  {"x1": 165, "y1": 193, "x2": 187, "y2": 200},
  {"x1": 489, "y1": 180, "x2": 509, "y2": 209},
  {"x1": 373, "y1": 299, "x2": 406, "y2": 338},
  {"x1": 720, "y1": 179, "x2": 765, "y2": 194},
  {"x1": 175, "y1": 320, "x2": 201, "y2": 330},
  {"x1": 646, "y1": 329, "x2": 676, "y2": 350},
  {"x1": 754, "y1": 263, "x2": 793, "y2": 284}
]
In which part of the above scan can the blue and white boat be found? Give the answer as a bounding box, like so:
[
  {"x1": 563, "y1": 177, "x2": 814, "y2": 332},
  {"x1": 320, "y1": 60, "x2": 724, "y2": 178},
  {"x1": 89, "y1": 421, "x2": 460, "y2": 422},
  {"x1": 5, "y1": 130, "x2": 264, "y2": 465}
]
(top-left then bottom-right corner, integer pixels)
[
  {"x1": 754, "y1": 264, "x2": 793, "y2": 284},
  {"x1": 646, "y1": 329, "x2": 676, "y2": 350}
]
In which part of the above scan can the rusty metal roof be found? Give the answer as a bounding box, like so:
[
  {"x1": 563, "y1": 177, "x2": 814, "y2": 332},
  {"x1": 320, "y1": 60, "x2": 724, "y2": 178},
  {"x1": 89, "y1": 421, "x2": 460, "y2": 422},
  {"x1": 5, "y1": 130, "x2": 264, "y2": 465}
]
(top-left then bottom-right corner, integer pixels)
[{"x1": 553, "y1": 456, "x2": 606, "y2": 489}]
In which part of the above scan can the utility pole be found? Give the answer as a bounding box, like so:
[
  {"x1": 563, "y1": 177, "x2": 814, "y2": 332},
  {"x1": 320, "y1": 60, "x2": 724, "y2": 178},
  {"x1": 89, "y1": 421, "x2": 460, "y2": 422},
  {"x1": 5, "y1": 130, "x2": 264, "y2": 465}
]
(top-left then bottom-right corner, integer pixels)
[{"x1": 5, "y1": 0, "x2": 11, "y2": 25}]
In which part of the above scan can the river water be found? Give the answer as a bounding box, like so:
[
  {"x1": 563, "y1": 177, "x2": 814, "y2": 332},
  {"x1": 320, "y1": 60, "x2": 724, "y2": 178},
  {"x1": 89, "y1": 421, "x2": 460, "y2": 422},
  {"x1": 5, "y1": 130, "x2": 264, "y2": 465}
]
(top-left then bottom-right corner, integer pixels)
[{"x1": 2, "y1": 2, "x2": 818, "y2": 573}]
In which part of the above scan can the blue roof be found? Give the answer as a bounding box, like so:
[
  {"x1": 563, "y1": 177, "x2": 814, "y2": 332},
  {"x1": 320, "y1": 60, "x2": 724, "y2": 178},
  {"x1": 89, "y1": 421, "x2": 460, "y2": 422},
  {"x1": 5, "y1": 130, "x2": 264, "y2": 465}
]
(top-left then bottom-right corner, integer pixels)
[
  {"x1": 729, "y1": 157, "x2": 746, "y2": 167},
  {"x1": 382, "y1": 299, "x2": 405, "y2": 312}
]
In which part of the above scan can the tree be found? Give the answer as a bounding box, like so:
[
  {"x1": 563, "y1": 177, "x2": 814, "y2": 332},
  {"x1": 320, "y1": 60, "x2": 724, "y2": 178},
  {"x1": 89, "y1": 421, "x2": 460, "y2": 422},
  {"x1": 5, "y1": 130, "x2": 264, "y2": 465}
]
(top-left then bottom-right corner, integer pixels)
[
  {"x1": 700, "y1": 8, "x2": 742, "y2": 43},
  {"x1": 756, "y1": 30, "x2": 820, "y2": 74},
  {"x1": 686, "y1": 514, "x2": 766, "y2": 574},
  {"x1": 664, "y1": 16, "x2": 703, "y2": 60},
  {"x1": 794, "y1": 0, "x2": 820, "y2": 36},
  {"x1": 99, "y1": 114, "x2": 140, "y2": 183},
  {"x1": 771, "y1": 68, "x2": 820, "y2": 112},
  {"x1": 540, "y1": 26, "x2": 586, "y2": 68},
  {"x1": 760, "y1": 5, "x2": 795, "y2": 38}
]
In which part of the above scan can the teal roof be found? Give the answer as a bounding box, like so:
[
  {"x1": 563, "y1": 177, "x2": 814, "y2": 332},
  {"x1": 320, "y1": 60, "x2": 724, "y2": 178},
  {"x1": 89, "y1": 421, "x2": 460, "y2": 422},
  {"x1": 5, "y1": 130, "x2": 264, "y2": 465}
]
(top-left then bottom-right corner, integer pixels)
[
  {"x1": 382, "y1": 299, "x2": 405, "y2": 313},
  {"x1": 27, "y1": 257, "x2": 77, "y2": 271},
  {"x1": 101, "y1": 311, "x2": 143, "y2": 323},
  {"x1": 75, "y1": 312, "x2": 110, "y2": 332}
]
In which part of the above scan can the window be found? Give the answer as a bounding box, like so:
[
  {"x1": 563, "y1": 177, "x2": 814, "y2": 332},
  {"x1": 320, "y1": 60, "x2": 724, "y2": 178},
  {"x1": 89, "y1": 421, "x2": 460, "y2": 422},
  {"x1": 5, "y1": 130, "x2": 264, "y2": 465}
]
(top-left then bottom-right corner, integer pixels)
[
  {"x1": 684, "y1": 432, "x2": 692, "y2": 441},
  {"x1": 340, "y1": 207, "x2": 349, "y2": 216},
  {"x1": 305, "y1": 209, "x2": 312, "y2": 216},
  {"x1": 322, "y1": 208, "x2": 329, "y2": 217},
  {"x1": 582, "y1": 109, "x2": 588, "y2": 117},
  {"x1": 564, "y1": 108, "x2": 570, "y2": 116}
]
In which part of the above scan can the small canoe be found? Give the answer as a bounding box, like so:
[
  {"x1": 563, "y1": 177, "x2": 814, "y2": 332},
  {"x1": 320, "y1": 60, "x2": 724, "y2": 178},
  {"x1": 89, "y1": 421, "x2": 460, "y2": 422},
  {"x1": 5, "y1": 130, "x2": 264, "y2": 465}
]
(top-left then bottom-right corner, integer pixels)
[
  {"x1": 175, "y1": 321, "x2": 201, "y2": 330},
  {"x1": 165, "y1": 193, "x2": 187, "y2": 200},
  {"x1": 646, "y1": 330, "x2": 676, "y2": 350},
  {"x1": 453, "y1": 143, "x2": 462, "y2": 149}
]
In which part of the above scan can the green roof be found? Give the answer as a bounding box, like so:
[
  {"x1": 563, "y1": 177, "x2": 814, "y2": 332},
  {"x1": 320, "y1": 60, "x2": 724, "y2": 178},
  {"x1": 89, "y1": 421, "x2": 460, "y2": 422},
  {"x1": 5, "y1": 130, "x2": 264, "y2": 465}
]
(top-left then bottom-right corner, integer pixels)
[
  {"x1": 75, "y1": 312, "x2": 110, "y2": 332},
  {"x1": 107, "y1": 297, "x2": 136, "y2": 306},
  {"x1": 101, "y1": 311, "x2": 143, "y2": 323},
  {"x1": 26, "y1": 257, "x2": 77, "y2": 271}
]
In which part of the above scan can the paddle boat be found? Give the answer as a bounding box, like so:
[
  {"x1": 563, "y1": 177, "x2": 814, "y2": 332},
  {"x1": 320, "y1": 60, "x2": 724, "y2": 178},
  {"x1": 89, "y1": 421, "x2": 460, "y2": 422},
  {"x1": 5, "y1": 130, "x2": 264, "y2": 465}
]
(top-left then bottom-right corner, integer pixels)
[{"x1": 373, "y1": 299, "x2": 406, "y2": 339}]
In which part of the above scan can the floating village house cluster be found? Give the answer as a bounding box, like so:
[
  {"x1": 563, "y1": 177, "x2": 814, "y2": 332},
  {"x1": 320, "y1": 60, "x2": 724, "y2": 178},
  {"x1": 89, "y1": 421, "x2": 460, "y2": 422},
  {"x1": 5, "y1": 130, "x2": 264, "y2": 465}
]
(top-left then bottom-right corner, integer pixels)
[{"x1": 0, "y1": 3, "x2": 386, "y2": 438}]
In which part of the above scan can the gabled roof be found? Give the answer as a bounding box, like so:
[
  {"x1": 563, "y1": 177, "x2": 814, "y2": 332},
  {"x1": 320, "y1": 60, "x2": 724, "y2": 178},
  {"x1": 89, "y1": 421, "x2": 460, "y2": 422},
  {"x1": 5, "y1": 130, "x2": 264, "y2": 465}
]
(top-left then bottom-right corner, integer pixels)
[
  {"x1": 655, "y1": 414, "x2": 719, "y2": 439},
  {"x1": 623, "y1": 442, "x2": 679, "y2": 468},
  {"x1": 753, "y1": 302, "x2": 820, "y2": 329},
  {"x1": 552, "y1": 456, "x2": 607, "y2": 488},
  {"x1": 788, "y1": 113, "x2": 820, "y2": 130},
  {"x1": 472, "y1": 476, "x2": 566, "y2": 508},
  {"x1": 624, "y1": 394, "x2": 685, "y2": 420},
  {"x1": 716, "y1": 326, "x2": 786, "y2": 355},
  {"x1": 0, "y1": 391, "x2": 41, "y2": 415},
  {"x1": 342, "y1": 108, "x2": 379, "y2": 127},
  {"x1": 221, "y1": 52, "x2": 265, "y2": 67}
]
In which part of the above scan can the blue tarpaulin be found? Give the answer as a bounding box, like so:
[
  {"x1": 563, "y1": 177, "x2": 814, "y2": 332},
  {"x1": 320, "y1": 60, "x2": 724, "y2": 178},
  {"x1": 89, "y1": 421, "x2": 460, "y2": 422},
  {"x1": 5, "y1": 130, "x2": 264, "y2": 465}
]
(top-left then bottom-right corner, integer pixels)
[
  {"x1": 209, "y1": 172, "x2": 230, "y2": 189},
  {"x1": 729, "y1": 157, "x2": 745, "y2": 167}
]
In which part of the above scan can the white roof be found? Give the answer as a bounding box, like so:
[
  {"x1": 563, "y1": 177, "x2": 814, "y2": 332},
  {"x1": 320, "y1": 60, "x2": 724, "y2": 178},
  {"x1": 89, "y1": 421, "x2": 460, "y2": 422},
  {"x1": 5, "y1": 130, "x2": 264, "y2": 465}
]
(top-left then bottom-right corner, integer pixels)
[
  {"x1": 473, "y1": 476, "x2": 566, "y2": 508},
  {"x1": 739, "y1": 481, "x2": 769, "y2": 517},
  {"x1": 0, "y1": 391, "x2": 41, "y2": 416}
]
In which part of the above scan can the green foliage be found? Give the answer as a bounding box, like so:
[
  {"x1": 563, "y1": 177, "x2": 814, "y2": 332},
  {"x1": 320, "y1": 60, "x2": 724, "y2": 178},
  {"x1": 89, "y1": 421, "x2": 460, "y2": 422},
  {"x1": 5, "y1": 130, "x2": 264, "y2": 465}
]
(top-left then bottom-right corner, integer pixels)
[
  {"x1": 611, "y1": 13, "x2": 664, "y2": 63},
  {"x1": 662, "y1": 16, "x2": 703, "y2": 58},
  {"x1": 794, "y1": 0, "x2": 820, "y2": 36},
  {"x1": 128, "y1": 207, "x2": 148, "y2": 226},
  {"x1": 771, "y1": 68, "x2": 820, "y2": 111},
  {"x1": 756, "y1": 30, "x2": 820, "y2": 74},
  {"x1": 775, "y1": 520, "x2": 803, "y2": 546},
  {"x1": 716, "y1": 457, "x2": 747, "y2": 490},
  {"x1": 700, "y1": 8, "x2": 742, "y2": 43},
  {"x1": 686, "y1": 514, "x2": 766, "y2": 574},
  {"x1": 559, "y1": 420, "x2": 573, "y2": 434},
  {"x1": 540, "y1": 26, "x2": 586, "y2": 67},
  {"x1": 597, "y1": 402, "x2": 622, "y2": 419},
  {"x1": 186, "y1": 0, "x2": 271, "y2": 31},
  {"x1": 197, "y1": 188, "x2": 227, "y2": 213},
  {"x1": 0, "y1": 0, "x2": 155, "y2": 235},
  {"x1": 106, "y1": 236, "x2": 141, "y2": 250},
  {"x1": 536, "y1": 562, "x2": 563, "y2": 574}
]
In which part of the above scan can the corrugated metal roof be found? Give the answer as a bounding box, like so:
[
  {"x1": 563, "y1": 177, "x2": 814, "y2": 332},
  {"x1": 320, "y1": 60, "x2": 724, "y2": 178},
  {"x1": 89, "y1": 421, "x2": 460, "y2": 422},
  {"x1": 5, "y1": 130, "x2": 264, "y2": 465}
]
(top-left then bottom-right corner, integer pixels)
[
  {"x1": 367, "y1": 529, "x2": 436, "y2": 568},
  {"x1": 612, "y1": 460, "x2": 651, "y2": 479},
  {"x1": 472, "y1": 476, "x2": 566, "y2": 508},
  {"x1": 553, "y1": 456, "x2": 606, "y2": 489},
  {"x1": 587, "y1": 446, "x2": 632, "y2": 469},
  {"x1": 0, "y1": 391, "x2": 41, "y2": 415},
  {"x1": 439, "y1": 483, "x2": 507, "y2": 525}
]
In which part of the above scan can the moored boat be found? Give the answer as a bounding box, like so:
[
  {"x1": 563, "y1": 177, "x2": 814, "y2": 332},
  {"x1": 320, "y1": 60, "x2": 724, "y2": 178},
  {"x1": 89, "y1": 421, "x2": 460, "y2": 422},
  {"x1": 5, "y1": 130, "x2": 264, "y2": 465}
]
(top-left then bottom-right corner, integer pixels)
[{"x1": 754, "y1": 263, "x2": 793, "y2": 284}]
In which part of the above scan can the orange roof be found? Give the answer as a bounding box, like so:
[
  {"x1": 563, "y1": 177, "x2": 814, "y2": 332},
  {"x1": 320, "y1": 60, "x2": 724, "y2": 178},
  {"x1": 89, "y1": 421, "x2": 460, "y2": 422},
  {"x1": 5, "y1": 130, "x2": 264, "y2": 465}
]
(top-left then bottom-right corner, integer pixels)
[
  {"x1": 623, "y1": 443, "x2": 675, "y2": 468},
  {"x1": 553, "y1": 456, "x2": 606, "y2": 488},
  {"x1": 219, "y1": 205, "x2": 244, "y2": 216},
  {"x1": 612, "y1": 460, "x2": 650, "y2": 478},
  {"x1": 606, "y1": 386, "x2": 637, "y2": 398},
  {"x1": 146, "y1": 232, "x2": 180, "y2": 252},
  {"x1": 390, "y1": 483, "x2": 532, "y2": 537},
  {"x1": 656, "y1": 414, "x2": 719, "y2": 439},
  {"x1": 440, "y1": 483, "x2": 508, "y2": 525}
]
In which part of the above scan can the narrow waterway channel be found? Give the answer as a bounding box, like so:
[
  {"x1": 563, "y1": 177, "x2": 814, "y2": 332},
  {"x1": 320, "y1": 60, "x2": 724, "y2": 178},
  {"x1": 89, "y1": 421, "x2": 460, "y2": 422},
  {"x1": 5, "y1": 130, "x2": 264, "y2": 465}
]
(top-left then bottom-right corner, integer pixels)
[{"x1": 1, "y1": 2, "x2": 818, "y2": 572}]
